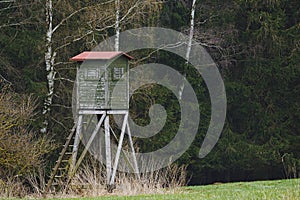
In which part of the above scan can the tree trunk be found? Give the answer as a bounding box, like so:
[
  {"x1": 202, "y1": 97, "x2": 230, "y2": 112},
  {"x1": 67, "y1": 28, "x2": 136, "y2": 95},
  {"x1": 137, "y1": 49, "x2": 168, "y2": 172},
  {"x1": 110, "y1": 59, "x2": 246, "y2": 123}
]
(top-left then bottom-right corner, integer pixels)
[
  {"x1": 114, "y1": 0, "x2": 120, "y2": 51},
  {"x1": 179, "y1": 0, "x2": 197, "y2": 100},
  {"x1": 41, "y1": 0, "x2": 56, "y2": 133},
  {"x1": 185, "y1": 0, "x2": 197, "y2": 63}
]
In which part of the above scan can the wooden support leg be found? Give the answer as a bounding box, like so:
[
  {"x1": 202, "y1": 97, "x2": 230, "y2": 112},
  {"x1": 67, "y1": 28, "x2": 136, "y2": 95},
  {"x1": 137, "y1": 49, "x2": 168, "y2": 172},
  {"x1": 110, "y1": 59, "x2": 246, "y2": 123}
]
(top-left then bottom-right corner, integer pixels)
[
  {"x1": 73, "y1": 113, "x2": 106, "y2": 174},
  {"x1": 109, "y1": 113, "x2": 128, "y2": 186},
  {"x1": 126, "y1": 121, "x2": 140, "y2": 177},
  {"x1": 70, "y1": 115, "x2": 83, "y2": 175},
  {"x1": 105, "y1": 114, "x2": 112, "y2": 185}
]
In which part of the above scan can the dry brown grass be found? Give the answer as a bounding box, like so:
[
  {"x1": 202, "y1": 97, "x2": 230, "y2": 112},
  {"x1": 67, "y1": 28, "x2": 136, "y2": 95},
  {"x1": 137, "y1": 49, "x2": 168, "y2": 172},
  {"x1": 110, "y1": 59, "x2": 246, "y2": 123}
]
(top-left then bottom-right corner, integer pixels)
[
  {"x1": 67, "y1": 157, "x2": 187, "y2": 197},
  {"x1": 0, "y1": 176, "x2": 29, "y2": 198}
]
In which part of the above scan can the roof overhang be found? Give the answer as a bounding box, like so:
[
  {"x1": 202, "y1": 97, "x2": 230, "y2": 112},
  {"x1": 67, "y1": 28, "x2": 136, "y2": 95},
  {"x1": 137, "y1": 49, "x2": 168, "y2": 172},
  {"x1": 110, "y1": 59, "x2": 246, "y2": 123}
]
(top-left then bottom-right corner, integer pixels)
[{"x1": 70, "y1": 51, "x2": 133, "y2": 62}]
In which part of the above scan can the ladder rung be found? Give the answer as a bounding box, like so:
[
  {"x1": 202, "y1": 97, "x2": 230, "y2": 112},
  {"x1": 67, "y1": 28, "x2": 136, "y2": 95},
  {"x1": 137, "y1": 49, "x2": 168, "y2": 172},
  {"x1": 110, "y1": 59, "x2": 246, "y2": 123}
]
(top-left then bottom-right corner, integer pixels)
[
  {"x1": 45, "y1": 124, "x2": 76, "y2": 194},
  {"x1": 59, "y1": 151, "x2": 72, "y2": 156},
  {"x1": 64, "y1": 144, "x2": 74, "y2": 147}
]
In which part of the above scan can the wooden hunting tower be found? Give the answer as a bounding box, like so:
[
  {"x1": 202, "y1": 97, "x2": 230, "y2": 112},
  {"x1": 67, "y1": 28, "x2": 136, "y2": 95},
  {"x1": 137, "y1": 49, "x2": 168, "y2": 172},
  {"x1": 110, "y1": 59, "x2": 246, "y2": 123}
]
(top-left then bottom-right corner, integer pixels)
[
  {"x1": 45, "y1": 51, "x2": 139, "y2": 193},
  {"x1": 72, "y1": 51, "x2": 132, "y2": 110}
]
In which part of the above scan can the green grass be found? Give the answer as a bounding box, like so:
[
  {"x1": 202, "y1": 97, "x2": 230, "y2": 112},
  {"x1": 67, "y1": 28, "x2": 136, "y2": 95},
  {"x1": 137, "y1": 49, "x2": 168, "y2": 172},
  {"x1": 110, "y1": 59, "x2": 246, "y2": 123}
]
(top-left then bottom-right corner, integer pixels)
[{"x1": 49, "y1": 178, "x2": 300, "y2": 200}]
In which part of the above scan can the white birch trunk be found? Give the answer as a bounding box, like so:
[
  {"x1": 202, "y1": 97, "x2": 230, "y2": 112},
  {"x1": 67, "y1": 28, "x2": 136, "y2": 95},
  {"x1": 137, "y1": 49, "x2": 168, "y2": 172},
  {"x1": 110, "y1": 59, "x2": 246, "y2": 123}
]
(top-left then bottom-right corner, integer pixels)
[
  {"x1": 40, "y1": 2, "x2": 99, "y2": 134},
  {"x1": 179, "y1": 0, "x2": 197, "y2": 100},
  {"x1": 114, "y1": 0, "x2": 120, "y2": 51},
  {"x1": 185, "y1": 0, "x2": 197, "y2": 63},
  {"x1": 41, "y1": 0, "x2": 56, "y2": 133}
]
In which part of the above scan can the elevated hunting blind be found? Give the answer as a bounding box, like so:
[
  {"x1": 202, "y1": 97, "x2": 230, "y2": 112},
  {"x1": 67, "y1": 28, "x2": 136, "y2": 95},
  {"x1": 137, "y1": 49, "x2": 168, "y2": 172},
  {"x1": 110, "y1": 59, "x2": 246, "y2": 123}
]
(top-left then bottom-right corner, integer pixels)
[
  {"x1": 45, "y1": 51, "x2": 139, "y2": 193},
  {"x1": 71, "y1": 51, "x2": 132, "y2": 110}
]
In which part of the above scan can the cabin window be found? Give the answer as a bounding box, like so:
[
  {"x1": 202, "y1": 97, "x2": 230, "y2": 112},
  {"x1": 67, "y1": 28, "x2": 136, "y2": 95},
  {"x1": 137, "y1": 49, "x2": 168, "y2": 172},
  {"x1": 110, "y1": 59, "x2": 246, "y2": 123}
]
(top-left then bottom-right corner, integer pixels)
[
  {"x1": 113, "y1": 67, "x2": 124, "y2": 80},
  {"x1": 85, "y1": 69, "x2": 99, "y2": 80}
]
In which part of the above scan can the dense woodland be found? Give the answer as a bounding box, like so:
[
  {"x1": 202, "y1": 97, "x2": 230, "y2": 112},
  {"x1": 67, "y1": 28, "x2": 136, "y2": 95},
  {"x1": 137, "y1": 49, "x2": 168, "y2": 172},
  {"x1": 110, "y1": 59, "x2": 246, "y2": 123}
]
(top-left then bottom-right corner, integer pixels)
[{"x1": 0, "y1": 0, "x2": 299, "y2": 190}]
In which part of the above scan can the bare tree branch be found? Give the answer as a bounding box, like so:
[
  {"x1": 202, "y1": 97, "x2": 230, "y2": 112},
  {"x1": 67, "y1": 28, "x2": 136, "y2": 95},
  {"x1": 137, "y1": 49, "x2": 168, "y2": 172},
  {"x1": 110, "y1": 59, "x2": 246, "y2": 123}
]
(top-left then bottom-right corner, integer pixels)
[
  {"x1": 195, "y1": 15, "x2": 218, "y2": 25},
  {"x1": 52, "y1": 0, "x2": 115, "y2": 33},
  {"x1": 0, "y1": 74, "x2": 12, "y2": 85},
  {"x1": 54, "y1": 77, "x2": 75, "y2": 83},
  {"x1": 0, "y1": 0, "x2": 15, "y2": 3}
]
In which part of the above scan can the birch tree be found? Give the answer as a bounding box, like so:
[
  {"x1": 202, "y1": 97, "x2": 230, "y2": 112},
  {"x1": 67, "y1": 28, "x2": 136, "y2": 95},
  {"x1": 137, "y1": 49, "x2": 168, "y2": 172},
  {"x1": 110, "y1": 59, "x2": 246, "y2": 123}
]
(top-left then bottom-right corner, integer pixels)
[
  {"x1": 115, "y1": 0, "x2": 120, "y2": 51},
  {"x1": 41, "y1": 0, "x2": 54, "y2": 133},
  {"x1": 42, "y1": 0, "x2": 97, "y2": 133},
  {"x1": 185, "y1": 0, "x2": 197, "y2": 64},
  {"x1": 41, "y1": 1, "x2": 117, "y2": 133},
  {"x1": 179, "y1": 0, "x2": 197, "y2": 100}
]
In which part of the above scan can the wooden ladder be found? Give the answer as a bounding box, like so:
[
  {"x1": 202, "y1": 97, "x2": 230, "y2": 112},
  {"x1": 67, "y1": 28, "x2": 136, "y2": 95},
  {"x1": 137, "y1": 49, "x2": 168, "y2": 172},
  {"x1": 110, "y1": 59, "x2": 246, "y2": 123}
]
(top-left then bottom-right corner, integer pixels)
[{"x1": 45, "y1": 124, "x2": 76, "y2": 193}]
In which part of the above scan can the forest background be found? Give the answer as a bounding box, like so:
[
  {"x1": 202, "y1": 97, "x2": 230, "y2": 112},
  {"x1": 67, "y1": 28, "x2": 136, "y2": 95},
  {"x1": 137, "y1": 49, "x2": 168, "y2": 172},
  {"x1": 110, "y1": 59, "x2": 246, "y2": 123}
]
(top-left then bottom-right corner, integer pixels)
[{"x1": 0, "y1": 0, "x2": 299, "y2": 188}]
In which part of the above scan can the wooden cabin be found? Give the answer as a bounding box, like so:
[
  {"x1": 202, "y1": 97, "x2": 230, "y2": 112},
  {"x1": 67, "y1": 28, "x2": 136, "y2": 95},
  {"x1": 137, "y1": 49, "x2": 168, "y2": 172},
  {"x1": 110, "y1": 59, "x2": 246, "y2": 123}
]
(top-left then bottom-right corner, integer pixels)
[{"x1": 70, "y1": 51, "x2": 133, "y2": 110}]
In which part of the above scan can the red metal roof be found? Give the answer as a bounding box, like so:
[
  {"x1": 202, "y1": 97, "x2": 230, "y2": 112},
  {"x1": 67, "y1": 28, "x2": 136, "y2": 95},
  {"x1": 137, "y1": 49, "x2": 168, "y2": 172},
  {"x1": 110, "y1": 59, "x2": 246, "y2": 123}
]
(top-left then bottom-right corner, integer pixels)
[{"x1": 70, "y1": 51, "x2": 133, "y2": 61}]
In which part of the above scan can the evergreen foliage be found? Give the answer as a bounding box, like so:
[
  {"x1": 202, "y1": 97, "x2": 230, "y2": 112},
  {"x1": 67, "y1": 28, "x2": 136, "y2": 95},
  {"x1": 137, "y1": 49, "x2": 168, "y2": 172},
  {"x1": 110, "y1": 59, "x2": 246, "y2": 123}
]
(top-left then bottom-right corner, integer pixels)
[{"x1": 0, "y1": 0, "x2": 299, "y2": 185}]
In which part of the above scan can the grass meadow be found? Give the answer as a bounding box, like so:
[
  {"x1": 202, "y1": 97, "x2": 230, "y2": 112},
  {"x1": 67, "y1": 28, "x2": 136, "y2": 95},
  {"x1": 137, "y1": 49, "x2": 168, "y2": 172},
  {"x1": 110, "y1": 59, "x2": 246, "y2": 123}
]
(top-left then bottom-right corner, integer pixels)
[{"x1": 47, "y1": 178, "x2": 300, "y2": 200}]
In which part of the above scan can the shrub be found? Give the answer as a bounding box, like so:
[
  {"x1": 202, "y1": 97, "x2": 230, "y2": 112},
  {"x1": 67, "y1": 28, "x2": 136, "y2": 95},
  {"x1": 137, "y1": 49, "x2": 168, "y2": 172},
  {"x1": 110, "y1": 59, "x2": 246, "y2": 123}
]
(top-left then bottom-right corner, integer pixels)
[{"x1": 0, "y1": 90, "x2": 54, "y2": 197}]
